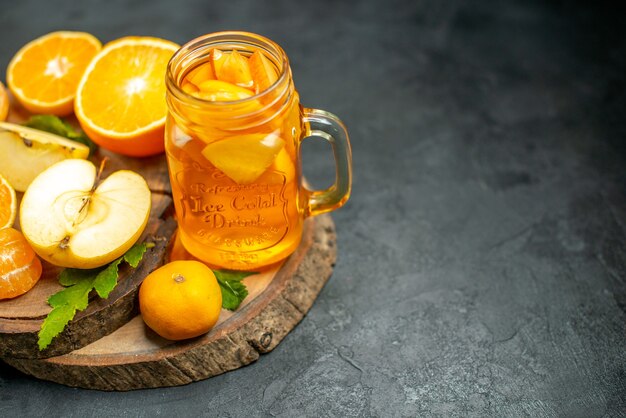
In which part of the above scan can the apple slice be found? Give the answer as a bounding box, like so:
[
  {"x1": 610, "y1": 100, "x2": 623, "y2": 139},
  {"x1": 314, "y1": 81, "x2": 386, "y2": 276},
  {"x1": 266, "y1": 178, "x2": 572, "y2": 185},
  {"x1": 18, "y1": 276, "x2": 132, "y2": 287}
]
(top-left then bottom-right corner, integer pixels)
[
  {"x1": 20, "y1": 159, "x2": 151, "y2": 269},
  {"x1": 0, "y1": 122, "x2": 89, "y2": 191}
]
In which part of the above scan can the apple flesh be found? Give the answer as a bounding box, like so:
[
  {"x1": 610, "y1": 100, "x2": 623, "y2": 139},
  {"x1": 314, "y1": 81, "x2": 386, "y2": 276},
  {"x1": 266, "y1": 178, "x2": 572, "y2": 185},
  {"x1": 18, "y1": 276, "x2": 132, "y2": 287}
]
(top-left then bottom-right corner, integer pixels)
[
  {"x1": 20, "y1": 159, "x2": 151, "y2": 269},
  {"x1": 0, "y1": 122, "x2": 89, "y2": 191}
]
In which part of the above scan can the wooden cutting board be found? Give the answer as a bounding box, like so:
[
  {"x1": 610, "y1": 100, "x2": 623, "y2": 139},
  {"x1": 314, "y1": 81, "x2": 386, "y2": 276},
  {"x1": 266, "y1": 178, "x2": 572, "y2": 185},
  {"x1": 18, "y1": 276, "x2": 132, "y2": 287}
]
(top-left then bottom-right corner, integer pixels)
[
  {"x1": 0, "y1": 99, "x2": 338, "y2": 390},
  {"x1": 3, "y1": 214, "x2": 335, "y2": 390},
  {"x1": 0, "y1": 147, "x2": 173, "y2": 359}
]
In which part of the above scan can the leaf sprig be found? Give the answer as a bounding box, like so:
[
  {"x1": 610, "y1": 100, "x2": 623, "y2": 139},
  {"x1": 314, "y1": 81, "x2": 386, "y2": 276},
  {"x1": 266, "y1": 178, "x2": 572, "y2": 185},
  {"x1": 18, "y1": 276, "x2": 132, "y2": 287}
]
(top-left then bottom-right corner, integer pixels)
[
  {"x1": 37, "y1": 243, "x2": 149, "y2": 350},
  {"x1": 38, "y1": 244, "x2": 255, "y2": 350},
  {"x1": 215, "y1": 270, "x2": 255, "y2": 311}
]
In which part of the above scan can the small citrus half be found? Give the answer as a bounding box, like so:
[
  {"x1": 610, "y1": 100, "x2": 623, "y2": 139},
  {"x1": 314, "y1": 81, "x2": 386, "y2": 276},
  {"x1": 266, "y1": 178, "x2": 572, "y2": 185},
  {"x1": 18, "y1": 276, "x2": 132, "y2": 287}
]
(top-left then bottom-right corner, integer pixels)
[
  {"x1": 0, "y1": 174, "x2": 17, "y2": 229},
  {"x1": 0, "y1": 82, "x2": 9, "y2": 121}
]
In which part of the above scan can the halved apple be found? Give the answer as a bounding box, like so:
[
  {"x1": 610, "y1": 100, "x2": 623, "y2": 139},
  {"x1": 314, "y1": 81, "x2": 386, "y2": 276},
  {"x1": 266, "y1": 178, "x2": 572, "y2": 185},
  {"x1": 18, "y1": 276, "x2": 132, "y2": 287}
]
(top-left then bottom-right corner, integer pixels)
[
  {"x1": 20, "y1": 159, "x2": 151, "y2": 269},
  {"x1": 0, "y1": 122, "x2": 89, "y2": 191}
]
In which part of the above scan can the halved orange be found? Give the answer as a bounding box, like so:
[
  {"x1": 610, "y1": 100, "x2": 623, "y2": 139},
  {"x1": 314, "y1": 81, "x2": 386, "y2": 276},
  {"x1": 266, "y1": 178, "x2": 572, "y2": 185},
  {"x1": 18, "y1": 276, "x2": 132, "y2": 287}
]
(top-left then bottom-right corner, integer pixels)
[
  {"x1": 6, "y1": 31, "x2": 101, "y2": 116},
  {"x1": 0, "y1": 82, "x2": 9, "y2": 121},
  {"x1": 0, "y1": 173, "x2": 17, "y2": 229},
  {"x1": 75, "y1": 37, "x2": 179, "y2": 157}
]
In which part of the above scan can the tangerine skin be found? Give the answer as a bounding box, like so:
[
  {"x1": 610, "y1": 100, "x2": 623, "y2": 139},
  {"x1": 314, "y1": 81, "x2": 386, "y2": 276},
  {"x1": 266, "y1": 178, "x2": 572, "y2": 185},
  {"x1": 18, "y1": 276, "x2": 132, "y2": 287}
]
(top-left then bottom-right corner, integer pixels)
[
  {"x1": 139, "y1": 260, "x2": 222, "y2": 340},
  {"x1": 0, "y1": 228, "x2": 43, "y2": 300}
]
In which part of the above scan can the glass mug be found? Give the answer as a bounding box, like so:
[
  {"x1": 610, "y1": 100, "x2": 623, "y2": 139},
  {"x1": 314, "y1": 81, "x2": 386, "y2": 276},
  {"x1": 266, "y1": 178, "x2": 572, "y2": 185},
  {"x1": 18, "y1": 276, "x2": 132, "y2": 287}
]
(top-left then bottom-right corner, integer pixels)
[{"x1": 165, "y1": 32, "x2": 352, "y2": 270}]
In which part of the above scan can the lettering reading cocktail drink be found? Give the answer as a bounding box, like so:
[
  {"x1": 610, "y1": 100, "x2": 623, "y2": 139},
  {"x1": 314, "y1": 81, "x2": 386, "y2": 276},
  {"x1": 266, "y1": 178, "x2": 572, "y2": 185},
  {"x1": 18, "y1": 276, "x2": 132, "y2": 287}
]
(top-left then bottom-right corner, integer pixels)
[{"x1": 165, "y1": 32, "x2": 351, "y2": 270}]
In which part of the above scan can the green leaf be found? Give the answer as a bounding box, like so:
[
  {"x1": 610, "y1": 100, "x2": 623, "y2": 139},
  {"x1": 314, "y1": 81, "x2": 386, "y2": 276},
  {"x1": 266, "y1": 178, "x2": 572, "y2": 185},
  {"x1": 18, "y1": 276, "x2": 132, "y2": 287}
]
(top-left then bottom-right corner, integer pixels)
[
  {"x1": 91, "y1": 244, "x2": 148, "y2": 298},
  {"x1": 47, "y1": 278, "x2": 94, "y2": 310},
  {"x1": 25, "y1": 114, "x2": 73, "y2": 137},
  {"x1": 58, "y1": 267, "x2": 100, "y2": 286},
  {"x1": 24, "y1": 114, "x2": 98, "y2": 156},
  {"x1": 93, "y1": 259, "x2": 123, "y2": 299},
  {"x1": 123, "y1": 243, "x2": 148, "y2": 268},
  {"x1": 218, "y1": 279, "x2": 249, "y2": 311},
  {"x1": 38, "y1": 304, "x2": 77, "y2": 351},
  {"x1": 38, "y1": 243, "x2": 149, "y2": 350},
  {"x1": 215, "y1": 270, "x2": 253, "y2": 311},
  {"x1": 214, "y1": 270, "x2": 255, "y2": 282}
]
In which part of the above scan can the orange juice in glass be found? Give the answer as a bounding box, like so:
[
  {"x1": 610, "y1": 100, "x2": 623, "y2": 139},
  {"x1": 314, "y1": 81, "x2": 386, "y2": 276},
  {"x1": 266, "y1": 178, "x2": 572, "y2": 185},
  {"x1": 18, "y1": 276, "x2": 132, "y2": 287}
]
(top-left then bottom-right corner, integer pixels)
[{"x1": 165, "y1": 32, "x2": 352, "y2": 270}]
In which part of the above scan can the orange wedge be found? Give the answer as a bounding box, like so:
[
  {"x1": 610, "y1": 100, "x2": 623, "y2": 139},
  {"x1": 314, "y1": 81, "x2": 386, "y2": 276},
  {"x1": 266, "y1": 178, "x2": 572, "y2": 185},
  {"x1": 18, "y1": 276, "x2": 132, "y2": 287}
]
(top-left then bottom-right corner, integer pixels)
[
  {"x1": 6, "y1": 31, "x2": 101, "y2": 116},
  {"x1": 186, "y1": 62, "x2": 215, "y2": 86},
  {"x1": 0, "y1": 173, "x2": 17, "y2": 229},
  {"x1": 210, "y1": 48, "x2": 227, "y2": 78},
  {"x1": 215, "y1": 50, "x2": 253, "y2": 88},
  {"x1": 75, "y1": 36, "x2": 179, "y2": 157},
  {"x1": 181, "y1": 80, "x2": 199, "y2": 95},
  {"x1": 201, "y1": 132, "x2": 285, "y2": 184},
  {"x1": 195, "y1": 79, "x2": 255, "y2": 101},
  {"x1": 249, "y1": 51, "x2": 278, "y2": 93},
  {"x1": 271, "y1": 147, "x2": 295, "y2": 182}
]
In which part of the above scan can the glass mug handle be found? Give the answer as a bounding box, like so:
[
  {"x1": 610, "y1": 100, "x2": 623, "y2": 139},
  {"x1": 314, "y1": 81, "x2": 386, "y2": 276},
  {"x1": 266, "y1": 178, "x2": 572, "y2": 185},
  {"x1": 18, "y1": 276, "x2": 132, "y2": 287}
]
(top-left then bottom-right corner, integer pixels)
[{"x1": 301, "y1": 108, "x2": 353, "y2": 217}]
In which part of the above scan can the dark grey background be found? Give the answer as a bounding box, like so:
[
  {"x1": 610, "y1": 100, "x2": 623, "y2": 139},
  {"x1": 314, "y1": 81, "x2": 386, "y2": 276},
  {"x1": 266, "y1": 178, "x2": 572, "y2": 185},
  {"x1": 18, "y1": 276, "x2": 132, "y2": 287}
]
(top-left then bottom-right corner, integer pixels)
[{"x1": 1, "y1": 0, "x2": 625, "y2": 416}]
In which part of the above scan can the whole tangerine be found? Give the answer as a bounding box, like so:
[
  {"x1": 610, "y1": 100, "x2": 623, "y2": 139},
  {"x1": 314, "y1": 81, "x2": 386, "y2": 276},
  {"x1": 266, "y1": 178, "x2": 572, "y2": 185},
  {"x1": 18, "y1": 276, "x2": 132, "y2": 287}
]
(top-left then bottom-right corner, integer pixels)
[{"x1": 139, "y1": 260, "x2": 222, "y2": 340}]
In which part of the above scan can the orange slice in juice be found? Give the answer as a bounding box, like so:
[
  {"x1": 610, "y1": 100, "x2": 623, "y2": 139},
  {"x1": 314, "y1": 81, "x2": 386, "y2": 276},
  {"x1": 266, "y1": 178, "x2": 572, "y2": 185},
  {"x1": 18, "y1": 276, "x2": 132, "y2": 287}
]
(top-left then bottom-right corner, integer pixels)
[
  {"x1": 186, "y1": 62, "x2": 215, "y2": 86},
  {"x1": 271, "y1": 147, "x2": 295, "y2": 182},
  {"x1": 201, "y1": 132, "x2": 285, "y2": 184},
  {"x1": 214, "y1": 50, "x2": 253, "y2": 88},
  {"x1": 211, "y1": 48, "x2": 227, "y2": 77},
  {"x1": 196, "y1": 80, "x2": 254, "y2": 101},
  {"x1": 181, "y1": 80, "x2": 199, "y2": 94},
  {"x1": 249, "y1": 51, "x2": 278, "y2": 93}
]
